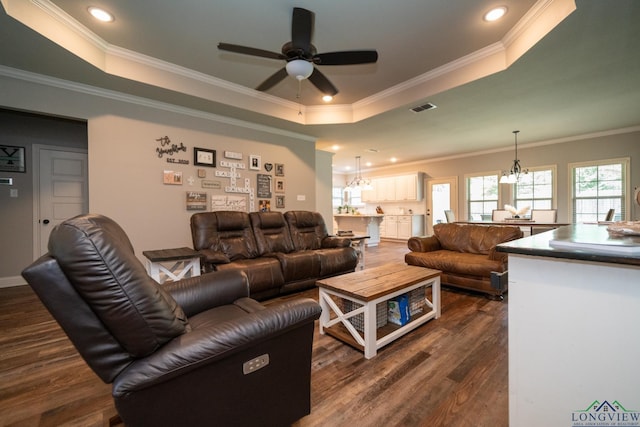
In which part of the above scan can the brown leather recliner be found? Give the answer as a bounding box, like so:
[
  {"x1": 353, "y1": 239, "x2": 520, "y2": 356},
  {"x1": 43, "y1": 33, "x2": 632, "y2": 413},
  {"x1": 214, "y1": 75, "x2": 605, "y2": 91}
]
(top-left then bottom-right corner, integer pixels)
[{"x1": 21, "y1": 214, "x2": 321, "y2": 427}]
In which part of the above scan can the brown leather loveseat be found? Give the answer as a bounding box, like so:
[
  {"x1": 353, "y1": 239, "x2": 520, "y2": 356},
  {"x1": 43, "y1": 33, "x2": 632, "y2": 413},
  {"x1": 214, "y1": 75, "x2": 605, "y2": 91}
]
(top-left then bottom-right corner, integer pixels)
[
  {"x1": 405, "y1": 222, "x2": 523, "y2": 298},
  {"x1": 191, "y1": 210, "x2": 358, "y2": 300}
]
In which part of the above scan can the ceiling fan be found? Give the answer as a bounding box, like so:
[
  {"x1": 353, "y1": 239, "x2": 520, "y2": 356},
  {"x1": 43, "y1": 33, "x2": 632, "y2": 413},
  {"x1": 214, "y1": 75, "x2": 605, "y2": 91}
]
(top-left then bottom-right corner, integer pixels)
[{"x1": 218, "y1": 7, "x2": 378, "y2": 97}]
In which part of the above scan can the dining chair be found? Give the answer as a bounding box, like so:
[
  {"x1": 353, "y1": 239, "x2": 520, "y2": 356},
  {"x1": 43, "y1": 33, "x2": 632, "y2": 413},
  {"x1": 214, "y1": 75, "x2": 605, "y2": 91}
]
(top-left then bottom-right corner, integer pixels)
[
  {"x1": 530, "y1": 209, "x2": 558, "y2": 223},
  {"x1": 444, "y1": 210, "x2": 456, "y2": 223},
  {"x1": 491, "y1": 209, "x2": 511, "y2": 222},
  {"x1": 605, "y1": 208, "x2": 615, "y2": 221}
]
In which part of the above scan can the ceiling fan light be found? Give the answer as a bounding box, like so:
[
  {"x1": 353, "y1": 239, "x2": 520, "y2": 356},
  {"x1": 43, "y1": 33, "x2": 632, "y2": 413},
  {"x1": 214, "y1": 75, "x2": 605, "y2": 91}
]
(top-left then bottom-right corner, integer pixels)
[{"x1": 286, "y1": 59, "x2": 313, "y2": 80}]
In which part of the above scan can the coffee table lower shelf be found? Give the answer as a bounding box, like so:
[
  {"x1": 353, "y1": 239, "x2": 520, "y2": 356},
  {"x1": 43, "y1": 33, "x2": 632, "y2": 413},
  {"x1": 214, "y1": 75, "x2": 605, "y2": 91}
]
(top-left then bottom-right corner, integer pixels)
[
  {"x1": 317, "y1": 265, "x2": 441, "y2": 359},
  {"x1": 322, "y1": 311, "x2": 433, "y2": 354}
]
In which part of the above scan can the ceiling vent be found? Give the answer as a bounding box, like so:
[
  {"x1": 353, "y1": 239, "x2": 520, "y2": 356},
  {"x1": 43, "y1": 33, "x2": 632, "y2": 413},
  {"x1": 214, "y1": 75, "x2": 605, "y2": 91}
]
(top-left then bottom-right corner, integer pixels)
[{"x1": 410, "y1": 103, "x2": 437, "y2": 113}]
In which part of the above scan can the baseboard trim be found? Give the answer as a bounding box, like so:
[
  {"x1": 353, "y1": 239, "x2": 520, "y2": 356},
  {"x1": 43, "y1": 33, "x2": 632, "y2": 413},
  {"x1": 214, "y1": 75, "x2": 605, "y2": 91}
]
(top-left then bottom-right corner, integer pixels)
[{"x1": 0, "y1": 276, "x2": 28, "y2": 288}]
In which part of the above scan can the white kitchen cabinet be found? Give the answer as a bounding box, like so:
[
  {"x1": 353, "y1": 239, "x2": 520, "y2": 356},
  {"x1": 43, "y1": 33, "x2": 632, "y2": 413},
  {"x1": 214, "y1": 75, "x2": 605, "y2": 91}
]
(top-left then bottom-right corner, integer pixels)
[
  {"x1": 381, "y1": 215, "x2": 424, "y2": 240},
  {"x1": 361, "y1": 173, "x2": 424, "y2": 202}
]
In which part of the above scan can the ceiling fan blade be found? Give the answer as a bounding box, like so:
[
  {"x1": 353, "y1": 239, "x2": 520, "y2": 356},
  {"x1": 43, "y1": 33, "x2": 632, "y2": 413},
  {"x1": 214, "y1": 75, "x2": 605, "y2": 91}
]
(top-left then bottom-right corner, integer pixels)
[
  {"x1": 308, "y1": 68, "x2": 338, "y2": 96},
  {"x1": 256, "y1": 68, "x2": 288, "y2": 91},
  {"x1": 314, "y1": 50, "x2": 379, "y2": 65},
  {"x1": 218, "y1": 43, "x2": 285, "y2": 60},
  {"x1": 291, "y1": 7, "x2": 313, "y2": 52}
]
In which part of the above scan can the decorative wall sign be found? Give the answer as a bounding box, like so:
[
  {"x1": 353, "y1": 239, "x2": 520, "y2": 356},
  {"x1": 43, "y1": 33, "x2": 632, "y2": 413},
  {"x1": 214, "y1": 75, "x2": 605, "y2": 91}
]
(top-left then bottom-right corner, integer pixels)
[
  {"x1": 163, "y1": 170, "x2": 183, "y2": 185},
  {"x1": 276, "y1": 195, "x2": 285, "y2": 209},
  {"x1": 211, "y1": 195, "x2": 247, "y2": 212},
  {"x1": 275, "y1": 163, "x2": 285, "y2": 176},
  {"x1": 0, "y1": 145, "x2": 25, "y2": 173},
  {"x1": 167, "y1": 158, "x2": 189, "y2": 164},
  {"x1": 224, "y1": 151, "x2": 243, "y2": 160},
  {"x1": 194, "y1": 147, "x2": 216, "y2": 167},
  {"x1": 155, "y1": 136, "x2": 187, "y2": 158},
  {"x1": 202, "y1": 180, "x2": 222, "y2": 189},
  {"x1": 186, "y1": 192, "x2": 207, "y2": 210},
  {"x1": 257, "y1": 174, "x2": 272, "y2": 198},
  {"x1": 249, "y1": 155, "x2": 261, "y2": 170},
  {"x1": 264, "y1": 163, "x2": 273, "y2": 172},
  {"x1": 275, "y1": 178, "x2": 285, "y2": 193}
]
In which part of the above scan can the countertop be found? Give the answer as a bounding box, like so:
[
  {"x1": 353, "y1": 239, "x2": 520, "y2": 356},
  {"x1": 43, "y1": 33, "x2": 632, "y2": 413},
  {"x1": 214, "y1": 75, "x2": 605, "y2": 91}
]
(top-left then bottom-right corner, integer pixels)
[{"x1": 497, "y1": 223, "x2": 640, "y2": 267}]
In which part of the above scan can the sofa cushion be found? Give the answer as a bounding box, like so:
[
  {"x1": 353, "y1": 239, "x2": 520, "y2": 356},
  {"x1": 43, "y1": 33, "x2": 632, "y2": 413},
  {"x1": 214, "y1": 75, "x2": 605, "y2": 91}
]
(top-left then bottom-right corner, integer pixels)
[
  {"x1": 405, "y1": 250, "x2": 506, "y2": 277},
  {"x1": 191, "y1": 212, "x2": 260, "y2": 261},
  {"x1": 250, "y1": 212, "x2": 295, "y2": 255},
  {"x1": 48, "y1": 214, "x2": 189, "y2": 358},
  {"x1": 433, "y1": 223, "x2": 522, "y2": 255},
  {"x1": 285, "y1": 211, "x2": 326, "y2": 250}
]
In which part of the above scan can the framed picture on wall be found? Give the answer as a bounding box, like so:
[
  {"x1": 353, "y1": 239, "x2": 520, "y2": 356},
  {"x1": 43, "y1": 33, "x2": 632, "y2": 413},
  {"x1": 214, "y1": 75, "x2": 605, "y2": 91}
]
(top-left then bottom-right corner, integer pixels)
[
  {"x1": 249, "y1": 154, "x2": 261, "y2": 170},
  {"x1": 0, "y1": 145, "x2": 26, "y2": 173},
  {"x1": 163, "y1": 170, "x2": 183, "y2": 185},
  {"x1": 275, "y1": 178, "x2": 285, "y2": 193},
  {"x1": 275, "y1": 195, "x2": 285, "y2": 209},
  {"x1": 275, "y1": 163, "x2": 284, "y2": 176},
  {"x1": 194, "y1": 147, "x2": 216, "y2": 167}
]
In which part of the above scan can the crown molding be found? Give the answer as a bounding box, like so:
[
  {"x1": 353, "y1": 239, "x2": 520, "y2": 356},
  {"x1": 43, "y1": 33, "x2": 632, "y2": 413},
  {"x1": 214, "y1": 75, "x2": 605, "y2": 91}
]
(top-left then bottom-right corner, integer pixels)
[
  {"x1": 0, "y1": 65, "x2": 316, "y2": 142},
  {"x1": 2, "y1": 0, "x2": 575, "y2": 126}
]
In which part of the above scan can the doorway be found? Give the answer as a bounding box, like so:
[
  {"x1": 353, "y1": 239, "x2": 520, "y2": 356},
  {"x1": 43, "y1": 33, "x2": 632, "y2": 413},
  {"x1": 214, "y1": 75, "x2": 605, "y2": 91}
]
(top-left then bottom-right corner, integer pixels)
[
  {"x1": 33, "y1": 145, "x2": 89, "y2": 258},
  {"x1": 426, "y1": 177, "x2": 458, "y2": 235}
]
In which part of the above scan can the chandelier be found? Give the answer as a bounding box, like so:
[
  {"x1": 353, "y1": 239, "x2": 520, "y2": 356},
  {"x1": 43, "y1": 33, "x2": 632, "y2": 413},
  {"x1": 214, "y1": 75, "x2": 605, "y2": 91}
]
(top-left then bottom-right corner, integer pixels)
[
  {"x1": 348, "y1": 156, "x2": 372, "y2": 190},
  {"x1": 499, "y1": 130, "x2": 528, "y2": 184}
]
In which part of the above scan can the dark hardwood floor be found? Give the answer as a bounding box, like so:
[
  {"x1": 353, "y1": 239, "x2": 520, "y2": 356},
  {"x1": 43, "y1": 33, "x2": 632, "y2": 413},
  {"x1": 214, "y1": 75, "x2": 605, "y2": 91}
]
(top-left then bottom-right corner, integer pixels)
[{"x1": 0, "y1": 241, "x2": 508, "y2": 427}]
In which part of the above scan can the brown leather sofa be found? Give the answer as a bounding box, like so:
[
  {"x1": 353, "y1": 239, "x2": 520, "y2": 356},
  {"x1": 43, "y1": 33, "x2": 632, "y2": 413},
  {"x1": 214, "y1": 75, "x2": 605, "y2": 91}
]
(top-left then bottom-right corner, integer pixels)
[
  {"x1": 191, "y1": 210, "x2": 358, "y2": 300},
  {"x1": 22, "y1": 214, "x2": 321, "y2": 427},
  {"x1": 405, "y1": 222, "x2": 523, "y2": 298}
]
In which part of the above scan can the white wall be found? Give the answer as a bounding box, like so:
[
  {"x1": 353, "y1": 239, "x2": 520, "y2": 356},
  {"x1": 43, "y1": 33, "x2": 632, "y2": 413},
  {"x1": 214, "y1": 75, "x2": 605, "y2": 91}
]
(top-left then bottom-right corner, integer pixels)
[
  {"x1": 343, "y1": 130, "x2": 640, "y2": 223},
  {"x1": 0, "y1": 72, "x2": 323, "y2": 280}
]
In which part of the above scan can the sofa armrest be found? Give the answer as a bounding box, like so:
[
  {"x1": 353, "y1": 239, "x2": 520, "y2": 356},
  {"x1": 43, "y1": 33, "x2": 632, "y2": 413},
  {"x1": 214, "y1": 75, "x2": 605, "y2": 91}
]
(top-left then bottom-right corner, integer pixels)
[
  {"x1": 112, "y1": 298, "x2": 321, "y2": 395},
  {"x1": 198, "y1": 249, "x2": 231, "y2": 264},
  {"x1": 322, "y1": 236, "x2": 352, "y2": 248},
  {"x1": 164, "y1": 270, "x2": 250, "y2": 317},
  {"x1": 407, "y1": 235, "x2": 441, "y2": 253},
  {"x1": 488, "y1": 247, "x2": 509, "y2": 264}
]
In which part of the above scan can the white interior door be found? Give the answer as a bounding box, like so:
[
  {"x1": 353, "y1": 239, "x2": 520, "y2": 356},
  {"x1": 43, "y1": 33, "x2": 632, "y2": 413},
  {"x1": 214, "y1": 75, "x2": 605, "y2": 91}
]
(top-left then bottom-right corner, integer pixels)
[
  {"x1": 35, "y1": 147, "x2": 89, "y2": 257},
  {"x1": 427, "y1": 177, "x2": 458, "y2": 235}
]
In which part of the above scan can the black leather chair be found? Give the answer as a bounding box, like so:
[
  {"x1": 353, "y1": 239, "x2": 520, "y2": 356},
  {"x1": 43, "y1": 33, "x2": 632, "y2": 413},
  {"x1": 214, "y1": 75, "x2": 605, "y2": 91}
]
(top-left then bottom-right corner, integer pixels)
[{"x1": 21, "y1": 214, "x2": 321, "y2": 427}]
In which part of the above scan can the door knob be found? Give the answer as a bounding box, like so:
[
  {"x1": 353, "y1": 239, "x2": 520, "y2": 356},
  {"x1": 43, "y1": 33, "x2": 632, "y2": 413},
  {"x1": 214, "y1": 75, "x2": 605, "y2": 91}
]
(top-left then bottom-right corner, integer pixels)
[{"x1": 43, "y1": 219, "x2": 50, "y2": 224}]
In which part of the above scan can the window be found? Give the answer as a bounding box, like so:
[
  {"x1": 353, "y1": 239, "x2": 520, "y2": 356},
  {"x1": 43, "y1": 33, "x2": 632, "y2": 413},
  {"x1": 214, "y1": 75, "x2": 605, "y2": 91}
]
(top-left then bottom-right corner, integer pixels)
[
  {"x1": 332, "y1": 187, "x2": 343, "y2": 208},
  {"x1": 467, "y1": 173, "x2": 499, "y2": 221},
  {"x1": 514, "y1": 167, "x2": 556, "y2": 212},
  {"x1": 570, "y1": 158, "x2": 629, "y2": 223}
]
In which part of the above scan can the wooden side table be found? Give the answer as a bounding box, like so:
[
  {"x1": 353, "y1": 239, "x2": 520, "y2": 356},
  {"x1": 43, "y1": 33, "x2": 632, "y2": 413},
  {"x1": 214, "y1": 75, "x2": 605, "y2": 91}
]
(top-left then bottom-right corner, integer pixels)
[
  {"x1": 349, "y1": 235, "x2": 370, "y2": 270},
  {"x1": 142, "y1": 247, "x2": 201, "y2": 284}
]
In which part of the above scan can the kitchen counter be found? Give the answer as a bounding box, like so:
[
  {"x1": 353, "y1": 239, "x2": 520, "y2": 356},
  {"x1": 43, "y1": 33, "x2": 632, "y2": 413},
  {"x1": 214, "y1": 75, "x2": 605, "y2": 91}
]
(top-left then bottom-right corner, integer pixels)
[
  {"x1": 498, "y1": 224, "x2": 640, "y2": 426},
  {"x1": 334, "y1": 214, "x2": 384, "y2": 246}
]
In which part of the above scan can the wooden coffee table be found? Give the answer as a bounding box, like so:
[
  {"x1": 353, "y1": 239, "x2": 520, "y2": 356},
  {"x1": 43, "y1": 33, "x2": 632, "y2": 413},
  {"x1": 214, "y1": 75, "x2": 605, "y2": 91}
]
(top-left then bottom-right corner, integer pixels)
[{"x1": 317, "y1": 264, "x2": 441, "y2": 359}]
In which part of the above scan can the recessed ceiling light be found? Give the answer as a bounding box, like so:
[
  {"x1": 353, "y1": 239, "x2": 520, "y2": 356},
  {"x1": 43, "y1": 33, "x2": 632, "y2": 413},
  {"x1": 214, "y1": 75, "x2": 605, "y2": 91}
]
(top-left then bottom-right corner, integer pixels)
[
  {"x1": 331, "y1": 144, "x2": 340, "y2": 151},
  {"x1": 365, "y1": 162, "x2": 372, "y2": 167},
  {"x1": 390, "y1": 157, "x2": 397, "y2": 163},
  {"x1": 88, "y1": 7, "x2": 114, "y2": 22},
  {"x1": 322, "y1": 95, "x2": 333, "y2": 102},
  {"x1": 484, "y1": 6, "x2": 507, "y2": 22}
]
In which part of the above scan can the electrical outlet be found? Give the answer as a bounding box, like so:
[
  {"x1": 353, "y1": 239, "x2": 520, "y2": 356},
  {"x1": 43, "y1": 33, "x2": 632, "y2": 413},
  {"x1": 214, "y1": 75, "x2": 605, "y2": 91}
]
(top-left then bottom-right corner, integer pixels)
[
  {"x1": 243, "y1": 354, "x2": 269, "y2": 375},
  {"x1": 10, "y1": 189, "x2": 18, "y2": 198}
]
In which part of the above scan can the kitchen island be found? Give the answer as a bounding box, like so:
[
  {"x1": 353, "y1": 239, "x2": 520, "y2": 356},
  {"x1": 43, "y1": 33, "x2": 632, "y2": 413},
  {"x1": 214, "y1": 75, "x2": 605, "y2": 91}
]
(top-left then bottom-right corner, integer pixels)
[
  {"x1": 334, "y1": 214, "x2": 384, "y2": 246},
  {"x1": 497, "y1": 224, "x2": 640, "y2": 426}
]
